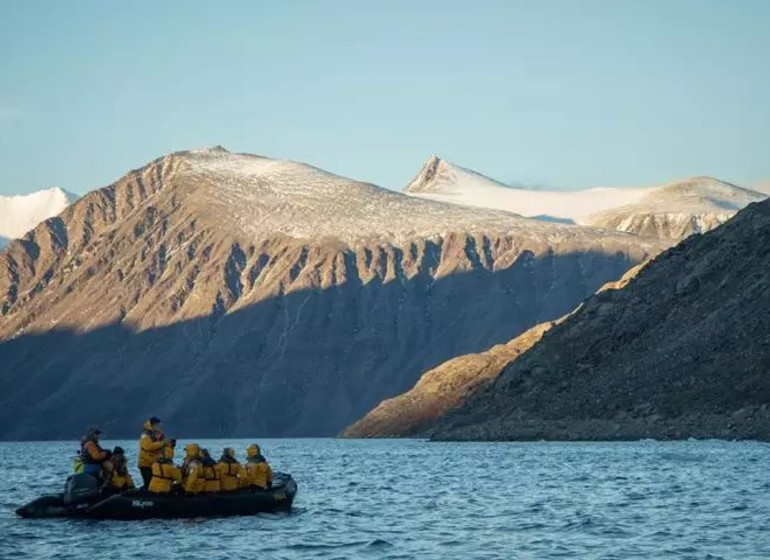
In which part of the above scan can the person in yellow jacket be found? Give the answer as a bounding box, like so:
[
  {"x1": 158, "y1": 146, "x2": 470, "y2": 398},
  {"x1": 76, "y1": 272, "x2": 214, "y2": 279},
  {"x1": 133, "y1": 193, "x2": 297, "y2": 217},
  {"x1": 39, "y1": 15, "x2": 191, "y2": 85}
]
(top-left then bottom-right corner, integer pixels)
[
  {"x1": 148, "y1": 441, "x2": 182, "y2": 494},
  {"x1": 181, "y1": 443, "x2": 205, "y2": 494},
  {"x1": 100, "y1": 447, "x2": 135, "y2": 495},
  {"x1": 244, "y1": 444, "x2": 273, "y2": 490},
  {"x1": 216, "y1": 447, "x2": 247, "y2": 492},
  {"x1": 137, "y1": 416, "x2": 169, "y2": 488},
  {"x1": 200, "y1": 449, "x2": 221, "y2": 493}
]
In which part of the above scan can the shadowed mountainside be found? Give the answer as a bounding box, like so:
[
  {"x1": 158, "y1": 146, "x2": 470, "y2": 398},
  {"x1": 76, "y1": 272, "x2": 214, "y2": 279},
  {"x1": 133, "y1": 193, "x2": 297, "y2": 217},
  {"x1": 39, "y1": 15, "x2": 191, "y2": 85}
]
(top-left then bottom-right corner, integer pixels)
[
  {"x1": 426, "y1": 199, "x2": 770, "y2": 441},
  {"x1": 341, "y1": 265, "x2": 644, "y2": 439},
  {"x1": 0, "y1": 248, "x2": 643, "y2": 440},
  {"x1": 341, "y1": 322, "x2": 553, "y2": 438},
  {"x1": 0, "y1": 148, "x2": 659, "y2": 440}
]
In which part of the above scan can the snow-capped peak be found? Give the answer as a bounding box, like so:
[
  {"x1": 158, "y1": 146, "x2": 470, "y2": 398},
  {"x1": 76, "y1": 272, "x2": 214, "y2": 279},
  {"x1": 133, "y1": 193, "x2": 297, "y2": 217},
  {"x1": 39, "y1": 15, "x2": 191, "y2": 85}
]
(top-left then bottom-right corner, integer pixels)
[
  {"x1": 402, "y1": 156, "x2": 767, "y2": 232},
  {"x1": 0, "y1": 187, "x2": 79, "y2": 242},
  {"x1": 627, "y1": 177, "x2": 764, "y2": 212},
  {"x1": 186, "y1": 145, "x2": 231, "y2": 157},
  {"x1": 404, "y1": 155, "x2": 509, "y2": 194},
  {"x1": 164, "y1": 149, "x2": 647, "y2": 245},
  {"x1": 403, "y1": 156, "x2": 651, "y2": 222}
]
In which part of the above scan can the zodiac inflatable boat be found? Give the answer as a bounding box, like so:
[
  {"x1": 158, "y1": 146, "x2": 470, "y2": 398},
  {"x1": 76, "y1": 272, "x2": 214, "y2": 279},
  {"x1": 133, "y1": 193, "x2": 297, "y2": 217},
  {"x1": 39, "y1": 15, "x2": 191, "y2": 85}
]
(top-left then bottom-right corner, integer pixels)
[{"x1": 16, "y1": 473, "x2": 297, "y2": 520}]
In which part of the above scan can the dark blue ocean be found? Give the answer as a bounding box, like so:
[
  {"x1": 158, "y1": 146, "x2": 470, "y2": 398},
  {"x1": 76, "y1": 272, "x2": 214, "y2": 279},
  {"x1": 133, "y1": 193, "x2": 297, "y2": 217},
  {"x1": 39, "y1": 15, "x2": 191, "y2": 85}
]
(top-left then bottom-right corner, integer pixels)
[{"x1": 2, "y1": 439, "x2": 770, "y2": 559}]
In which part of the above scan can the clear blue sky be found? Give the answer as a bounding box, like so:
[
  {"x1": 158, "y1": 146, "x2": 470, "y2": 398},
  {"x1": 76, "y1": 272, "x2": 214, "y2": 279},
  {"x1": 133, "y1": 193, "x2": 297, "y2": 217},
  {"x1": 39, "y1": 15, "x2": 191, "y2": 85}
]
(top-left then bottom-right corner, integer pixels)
[{"x1": 1, "y1": 0, "x2": 769, "y2": 196}]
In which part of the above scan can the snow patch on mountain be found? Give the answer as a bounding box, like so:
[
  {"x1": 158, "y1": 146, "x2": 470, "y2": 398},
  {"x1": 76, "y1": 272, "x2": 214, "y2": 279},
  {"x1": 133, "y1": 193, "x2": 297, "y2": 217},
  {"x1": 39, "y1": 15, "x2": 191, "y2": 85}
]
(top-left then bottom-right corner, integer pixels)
[
  {"x1": 176, "y1": 148, "x2": 641, "y2": 245},
  {"x1": 0, "y1": 187, "x2": 79, "y2": 242},
  {"x1": 585, "y1": 177, "x2": 767, "y2": 237},
  {"x1": 404, "y1": 156, "x2": 651, "y2": 223},
  {"x1": 404, "y1": 157, "x2": 766, "y2": 235}
]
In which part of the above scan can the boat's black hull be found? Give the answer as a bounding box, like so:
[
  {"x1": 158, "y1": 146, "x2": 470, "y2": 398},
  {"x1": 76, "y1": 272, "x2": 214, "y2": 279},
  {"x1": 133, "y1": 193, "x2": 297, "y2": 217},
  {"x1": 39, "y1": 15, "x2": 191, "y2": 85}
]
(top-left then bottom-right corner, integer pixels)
[{"x1": 16, "y1": 476, "x2": 297, "y2": 520}]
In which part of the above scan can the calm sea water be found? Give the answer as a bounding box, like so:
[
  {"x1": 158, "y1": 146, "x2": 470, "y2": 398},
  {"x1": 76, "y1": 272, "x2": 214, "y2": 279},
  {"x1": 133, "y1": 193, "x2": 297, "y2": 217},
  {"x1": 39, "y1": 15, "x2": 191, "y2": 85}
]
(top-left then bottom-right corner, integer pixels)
[{"x1": 1, "y1": 439, "x2": 770, "y2": 559}]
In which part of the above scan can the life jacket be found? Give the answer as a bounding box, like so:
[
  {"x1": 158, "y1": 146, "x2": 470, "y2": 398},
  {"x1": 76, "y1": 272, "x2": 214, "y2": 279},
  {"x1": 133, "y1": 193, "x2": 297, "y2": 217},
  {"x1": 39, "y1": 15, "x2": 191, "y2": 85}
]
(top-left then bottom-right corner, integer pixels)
[
  {"x1": 219, "y1": 461, "x2": 240, "y2": 476},
  {"x1": 108, "y1": 458, "x2": 133, "y2": 489},
  {"x1": 110, "y1": 471, "x2": 133, "y2": 490},
  {"x1": 216, "y1": 457, "x2": 243, "y2": 492},
  {"x1": 245, "y1": 456, "x2": 272, "y2": 489},
  {"x1": 138, "y1": 424, "x2": 165, "y2": 468},
  {"x1": 181, "y1": 459, "x2": 205, "y2": 494},
  {"x1": 201, "y1": 461, "x2": 220, "y2": 493},
  {"x1": 149, "y1": 458, "x2": 181, "y2": 494},
  {"x1": 80, "y1": 440, "x2": 107, "y2": 476},
  {"x1": 80, "y1": 440, "x2": 105, "y2": 464},
  {"x1": 247, "y1": 454, "x2": 267, "y2": 465},
  {"x1": 113, "y1": 457, "x2": 128, "y2": 475}
]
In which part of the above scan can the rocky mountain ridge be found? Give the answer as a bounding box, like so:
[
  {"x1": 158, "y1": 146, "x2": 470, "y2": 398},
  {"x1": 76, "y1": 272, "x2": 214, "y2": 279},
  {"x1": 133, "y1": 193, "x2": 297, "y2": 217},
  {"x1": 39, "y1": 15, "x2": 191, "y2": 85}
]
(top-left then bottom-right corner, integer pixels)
[{"x1": 0, "y1": 148, "x2": 658, "y2": 440}]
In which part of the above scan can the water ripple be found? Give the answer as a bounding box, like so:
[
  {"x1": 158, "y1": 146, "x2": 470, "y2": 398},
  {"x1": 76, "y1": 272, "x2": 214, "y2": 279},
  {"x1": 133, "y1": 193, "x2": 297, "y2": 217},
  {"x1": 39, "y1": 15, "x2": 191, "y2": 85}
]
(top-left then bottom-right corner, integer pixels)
[{"x1": 2, "y1": 439, "x2": 770, "y2": 559}]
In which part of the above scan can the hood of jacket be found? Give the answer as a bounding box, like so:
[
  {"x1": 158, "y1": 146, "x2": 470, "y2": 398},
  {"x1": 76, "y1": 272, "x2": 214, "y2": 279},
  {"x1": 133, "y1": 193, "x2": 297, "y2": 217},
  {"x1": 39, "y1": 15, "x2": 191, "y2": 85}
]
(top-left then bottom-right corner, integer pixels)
[
  {"x1": 184, "y1": 443, "x2": 201, "y2": 459},
  {"x1": 143, "y1": 419, "x2": 163, "y2": 433}
]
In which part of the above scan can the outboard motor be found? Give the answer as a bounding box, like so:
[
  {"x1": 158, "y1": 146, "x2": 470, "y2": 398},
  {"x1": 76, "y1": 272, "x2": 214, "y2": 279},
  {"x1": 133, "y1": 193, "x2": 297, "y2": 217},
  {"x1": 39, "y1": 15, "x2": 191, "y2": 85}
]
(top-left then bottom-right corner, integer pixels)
[{"x1": 63, "y1": 473, "x2": 99, "y2": 505}]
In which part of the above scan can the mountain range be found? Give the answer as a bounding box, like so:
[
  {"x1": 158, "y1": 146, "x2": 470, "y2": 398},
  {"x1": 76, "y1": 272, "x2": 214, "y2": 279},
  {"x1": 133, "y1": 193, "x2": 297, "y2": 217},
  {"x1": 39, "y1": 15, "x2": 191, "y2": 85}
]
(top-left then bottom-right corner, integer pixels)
[
  {"x1": 0, "y1": 148, "x2": 658, "y2": 440},
  {"x1": 404, "y1": 156, "x2": 765, "y2": 240},
  {"x1": 345, "y1": 198, "x2": 770, "y2": 441},
  {"x1": 0, "y1": 148, "x2": 765, "y2": 441}
]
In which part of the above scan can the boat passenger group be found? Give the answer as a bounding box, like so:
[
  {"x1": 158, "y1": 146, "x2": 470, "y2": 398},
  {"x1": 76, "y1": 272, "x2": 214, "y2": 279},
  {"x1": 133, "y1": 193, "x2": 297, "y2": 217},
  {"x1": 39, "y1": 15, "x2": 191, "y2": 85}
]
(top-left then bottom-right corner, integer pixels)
[{"x1": 75, "y1": 417, "x2": 273, "y2": 495}]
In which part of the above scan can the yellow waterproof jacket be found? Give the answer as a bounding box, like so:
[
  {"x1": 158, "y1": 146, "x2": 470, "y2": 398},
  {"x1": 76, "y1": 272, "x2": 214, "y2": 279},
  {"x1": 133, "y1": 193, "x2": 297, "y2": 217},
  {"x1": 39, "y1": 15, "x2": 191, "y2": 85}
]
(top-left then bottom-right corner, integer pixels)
[
  {"x1": 182, "y1": 459, "x2": 205, "y2": 494},
  {"x1": 148, "y1": 459, "x2": 182, "y2": 494},
  {"x1": 202, "y1": 463, "x2": 220, "y2": 493},
  {"x1": 138, "y1": 421, "x2": 166, "y2": 468},
  {"x1": 102, "y1": 459, "x2": 135, "y2": 490},
  {"x1": 111, "y1": 471, "x2": 135, "y2": 490},
  {"x1": 216, "y1": 460, "x2": 247, "y2": 492},
  {"x1": 245, "y1": 459, "x2": 273, "y2": 489}
]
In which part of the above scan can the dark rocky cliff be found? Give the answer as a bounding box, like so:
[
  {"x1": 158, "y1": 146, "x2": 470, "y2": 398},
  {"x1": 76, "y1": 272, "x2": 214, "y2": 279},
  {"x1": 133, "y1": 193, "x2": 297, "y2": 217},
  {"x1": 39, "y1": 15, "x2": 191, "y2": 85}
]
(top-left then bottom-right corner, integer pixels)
[{"x1": 427, "y1": 199, "x2": 770, "y2": 441}]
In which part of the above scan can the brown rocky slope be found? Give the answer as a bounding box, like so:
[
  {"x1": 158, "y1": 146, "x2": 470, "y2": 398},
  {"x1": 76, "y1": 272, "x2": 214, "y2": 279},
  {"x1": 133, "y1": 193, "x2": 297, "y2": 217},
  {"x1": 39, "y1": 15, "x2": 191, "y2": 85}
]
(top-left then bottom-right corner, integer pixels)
[
  {"x1": 341, "y1": 322, "x2": 553, "y2": 438},
  {"x1": 0, "y1": 148, "x2": 660, "y2": 440},
  {"x1": 341, "y1": 265, "x2": 642, "y2": 438},
  {"x1": 425, "y1": 199, "x2": 770, "y2": 441}
]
